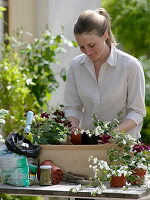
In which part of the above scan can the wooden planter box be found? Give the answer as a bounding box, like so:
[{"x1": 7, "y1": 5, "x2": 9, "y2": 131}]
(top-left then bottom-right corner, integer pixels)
[{"x1": 39, "y1": 144, "x2": 117, "y2": 179}]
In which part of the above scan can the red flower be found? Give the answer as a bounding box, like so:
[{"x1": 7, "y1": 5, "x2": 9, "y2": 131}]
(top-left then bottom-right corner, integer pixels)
[
  {"x1": 100, "y1": 134, "x2": 111, "y2": 144},
  {"x1": 40, "y1": 112, "x2": 50, "y2": 118},
  {"x1": 133, "y1": 144, "x2": 149, "y2": 152},
  {"x1": 53, "y1": 110, "x2": 65, "y2": 117}
]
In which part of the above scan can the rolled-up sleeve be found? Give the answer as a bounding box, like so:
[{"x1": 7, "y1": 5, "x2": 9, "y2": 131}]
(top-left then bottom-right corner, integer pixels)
[
  {"x1": 63, "y1": 64, "x2": 83, "y2": 120},
  {"x1": 125, "y1": 59, "x2": 146, "y2": 125}
]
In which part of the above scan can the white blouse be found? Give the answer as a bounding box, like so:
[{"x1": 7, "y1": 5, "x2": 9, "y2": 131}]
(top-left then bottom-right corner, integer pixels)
[{"x1": 64, "y1": 45, "x2": 146, "y2": 139}]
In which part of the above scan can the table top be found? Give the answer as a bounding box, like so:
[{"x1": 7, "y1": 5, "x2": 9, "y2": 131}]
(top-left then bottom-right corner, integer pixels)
[{"x1": 0, "y1": 182, "x2": 149, "y2": 199}]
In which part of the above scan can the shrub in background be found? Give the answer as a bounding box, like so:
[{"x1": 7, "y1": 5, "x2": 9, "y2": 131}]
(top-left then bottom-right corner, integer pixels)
[{"x1": 0, "y1": 29, "x2": 75, "y2": 136}]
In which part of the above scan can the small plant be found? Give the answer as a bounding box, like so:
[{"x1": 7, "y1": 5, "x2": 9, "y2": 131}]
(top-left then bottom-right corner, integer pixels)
[
  {"x1": 129, "y1": 143, "x2": 150, "y2": 170},
  {"x1": 88, "y1": 156, "x2": 132, "y2": 189},
  {"x1": 74, "y1": 112, "x2": 122, "y2": 144},
  {"x1": 30, "y1": 105, "x2": 72, "y2": 144}
]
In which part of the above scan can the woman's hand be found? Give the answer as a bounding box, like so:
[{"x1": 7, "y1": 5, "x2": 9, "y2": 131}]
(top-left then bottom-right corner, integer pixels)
[{"x1": 113, "y1": 119, "x2": 137, "y2": 133}]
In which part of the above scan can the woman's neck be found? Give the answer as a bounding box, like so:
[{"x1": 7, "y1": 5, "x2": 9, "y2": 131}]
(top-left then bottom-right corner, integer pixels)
[
  {"x1": 93, "y1": 44, "x2": 111, "y2": 81},
  {"x1": 94, "y1": 44, "x2": 111, "y2": 68}
]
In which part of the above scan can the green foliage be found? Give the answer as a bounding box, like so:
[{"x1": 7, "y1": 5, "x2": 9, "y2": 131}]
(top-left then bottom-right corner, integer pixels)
[
  {"x1": 17, "y1": 30, "x2": 73, "y2": 106},
  {"x1": 0, "y1": 5, "x2": 6, "y2": 19},
  {"x1": 140, "y1": 57, "x2": 150, "y2": 106},
  {"x1": 102, "y1": 0, "x2": 150, "y2": 58},
  {"x1": 0, "y1": 43, "x2": 39, "y2": 135},
  {"x1": 0, "y1": 194, "x2": 43, "y2": 200},
  {"x1": 141, "y1": 106, "x2": 150, "y2": 145},
  {"x1": 0, "y1": 29, "x2": 75, "y2": 136}
]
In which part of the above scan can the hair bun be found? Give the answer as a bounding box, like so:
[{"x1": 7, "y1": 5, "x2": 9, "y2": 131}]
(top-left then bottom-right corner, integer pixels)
[{"x1": 95, "y1": 8, "x2": 111, "y2": 21}]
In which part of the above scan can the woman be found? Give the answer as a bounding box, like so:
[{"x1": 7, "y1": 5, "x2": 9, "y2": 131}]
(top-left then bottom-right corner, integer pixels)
[{"x1": 64, "y1": 8, "x2": 146, "y2": 143}]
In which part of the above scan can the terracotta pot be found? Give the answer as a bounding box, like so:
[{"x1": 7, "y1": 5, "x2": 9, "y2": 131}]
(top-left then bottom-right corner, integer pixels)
[
  {"x1": 110, "y1": 175, "x2": 126, "y2": 187},
  {"x1": 37, "y1": 160, "x2": 64, "y2": 185},
  {"x1": 130, "y1": 168, "x2": 146, "y2": 185},
  {"x1": 70, "y1": 132, "x2": 82, "y2": 145}
]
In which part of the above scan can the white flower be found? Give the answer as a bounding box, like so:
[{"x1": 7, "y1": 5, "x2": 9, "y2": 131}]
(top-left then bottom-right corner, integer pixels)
[
  {"x1": 0, "y1": 119, "x2": 6, "y2": 125},
  {"x1": 106, "y1": 174, "x2": 111, "y2": 178},
  {"x1": 93, "y1": 158, "x2": 98, "y2": 164},
  {"x1": 94, "y1": 126, "x2": 104, "y2": 136},
  {"x1": 74, "y1": 129, "x2": 79, "y2": 135},
  {"x1": 141, "y1": 157, "x2": 146, "y2": 162},
  {"x1": 137, "y1": 163, "x2": 147, "y2": 170},
  {"x1": 88, "y1": 156, "x2": 93, "y2": 162},
  {"x1": 85, "y1": 129, "x2": 91, "y2": 134},
  {"x1": 103, "y1": 122, "x2": 109, "y2": 129},
  {"x1": 80, "y1": 129, "x2": 85, "y2": 134},
  {"x1": 122, "y1": 139, "x2": 126, "y2": 145},
  {"x1": 126, "y1": 182, "x2": 131, "y2": 186},
  {"x1": 126, "y1": 134, "x2": 135, "y2": 141}
]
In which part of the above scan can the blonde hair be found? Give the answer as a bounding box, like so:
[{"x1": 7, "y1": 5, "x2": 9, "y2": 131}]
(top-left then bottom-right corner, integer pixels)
[{"x1": 74, "y1": 8, "x2": 117, "y2": 46}]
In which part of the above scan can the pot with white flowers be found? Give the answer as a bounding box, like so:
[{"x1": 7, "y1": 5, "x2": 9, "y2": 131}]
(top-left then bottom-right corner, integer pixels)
[
  {"x1": 107, "y1": 132, "x2": 150, "y2": 187},
  {"x1": 89, "y1": 156, "x2": 132, "y2": 188},
  {"x1": 127, "y1": 143, "x2": 150, "y2": 185},
  {"x1": 88, "y1": 133, "x2": 136, "y2": 188}
]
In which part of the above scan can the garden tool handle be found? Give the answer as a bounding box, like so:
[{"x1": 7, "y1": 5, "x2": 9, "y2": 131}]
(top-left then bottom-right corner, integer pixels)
[{"x1": 24, "y1": 111, "x2": 34, "y2": 134}]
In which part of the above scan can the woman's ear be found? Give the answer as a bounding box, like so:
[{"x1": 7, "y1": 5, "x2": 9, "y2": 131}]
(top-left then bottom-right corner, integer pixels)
[{"x1": 103, "y1": 31, "x2": 108, "y2": 40}]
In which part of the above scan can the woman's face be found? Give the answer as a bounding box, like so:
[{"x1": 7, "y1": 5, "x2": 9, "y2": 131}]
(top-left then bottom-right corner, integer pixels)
[{"x1": 75, "y1": 33, "x2": 107, "y2": 62}]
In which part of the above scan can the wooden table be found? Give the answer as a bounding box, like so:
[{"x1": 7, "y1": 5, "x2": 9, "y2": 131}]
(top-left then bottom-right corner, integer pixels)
[{"x1": 0, "y1": 182, "x2": 150, "y2": 200}]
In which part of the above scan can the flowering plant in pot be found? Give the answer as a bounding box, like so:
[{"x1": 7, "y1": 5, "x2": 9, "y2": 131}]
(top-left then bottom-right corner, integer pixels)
[
  {"x1": 30, "y1": 105, "x2": 72, "y2": 144},
  {"x1": 89, "y1": 156, "x2": 132, "y2": 189},
  {"x1": 87, "y1": 132, "x2": 136, "y2": 189},
  {"x1": 107, "y1": 132, "x2": 150, "y2": 186},
  {"x1": 126, "y1": 143, "x2": 150, "y2": 185}
]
